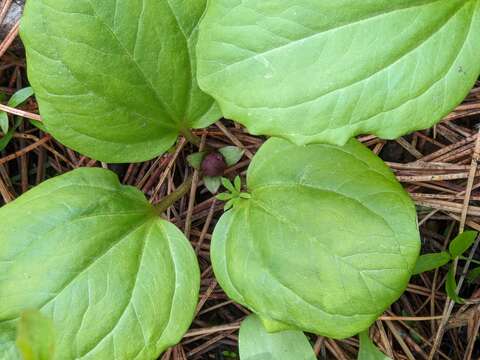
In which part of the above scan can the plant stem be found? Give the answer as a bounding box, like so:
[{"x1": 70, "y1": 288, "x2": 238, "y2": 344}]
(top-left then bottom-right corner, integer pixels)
[
  {"x1": 459, "y1": 255, "x2": 480, "y2": 266},
  {"x1": 154, "y1": 173, "x2": 194, "y2": 215},
  {"x1": 181, "y1": 129, "x2": 202, "y2": 147}
]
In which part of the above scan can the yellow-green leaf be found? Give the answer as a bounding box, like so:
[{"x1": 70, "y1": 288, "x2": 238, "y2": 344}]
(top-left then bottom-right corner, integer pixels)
[
  {"x1": 21, "y1": 0, "x2": 219, "y2": 162},
  {"x1": 198, "y1": 1, "x2": 480, "y2": 145},
  {"x1": 15, "y1": 310, "x2": 54, "y2": 360},
  {"x1": 0, "y1": 168, "x2": 200, "y2": 359},
  {"x1": 211, "y1": 138, "x2": 420, "y2": 338}
]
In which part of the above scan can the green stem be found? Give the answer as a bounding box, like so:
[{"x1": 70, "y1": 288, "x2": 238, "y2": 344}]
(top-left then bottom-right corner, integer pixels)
[
  {"x1": 459, "y1": 255, "x2": 480, "y2": 266},
  {"x1": 181, "y1": 129, "x2": 202, "y2": 147},
  {"x1": 154, "y1": 174, "x2": 194, "y2": 214}
]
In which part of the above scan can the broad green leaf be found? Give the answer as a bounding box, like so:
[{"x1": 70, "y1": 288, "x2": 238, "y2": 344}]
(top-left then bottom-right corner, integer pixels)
[
  {"x1": 197, "y1": 1, "x2": 480, "y2": 146},
  {"x1": 446, "y1": 264, "x2": 464, "y2": 304},
  {"x1": 211, "y1": 138, "x2": 420, "y2": 339},
  {"x1": 219, "y1": 146, "x2": 244, "y2": 167},
  {"x1": 448, "y1": 230, "x2": 478, "y2": 258},
  {"x1": 7, "y1": 87, "x2": 34, "y2": 108},
  {"x1": 412, "y1": 251, "x2": 451, "y2": 275},
  {"x1": 239, "y1": 314, "x2": 316, "y2": 360},
  {"x1": 16, "y1": 310, "x2": 55, "y2": 360},
  {"x1": 0, "y1": 168, "x2": 200, "y2": 359},
  {"x1": 467, "y1": 267, "x2": 480, "y2": 282},
  {"x1": 20, "y1": 0, "x2": 220, "y2": 163},
  {"x1": 358, "y1": 331, "x2": 391, "y2": 360}
]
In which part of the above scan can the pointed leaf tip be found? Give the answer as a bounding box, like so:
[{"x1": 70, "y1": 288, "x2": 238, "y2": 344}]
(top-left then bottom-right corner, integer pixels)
[
  {"x1": 413, "y1": 251, "x2": 451, "y2": 275},
  {"x1": 219, "y1": 146, "x2": 244, "y2": 166},
  {"x1": 449, "y1": 231, "x2": 478, "y2": 258}
]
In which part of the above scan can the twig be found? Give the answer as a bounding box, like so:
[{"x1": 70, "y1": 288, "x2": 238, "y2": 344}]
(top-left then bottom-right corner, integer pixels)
[
  {"x1": 0, "y1": 0, "x2": 13, "y2": 25},
  {"x1": 184, "y1": 323, "x2": 241, "y2": 338},
  {"x1": 378, "y1": 315, "x2": 444, "y2": 321},
  {"x1": 0, "y1": 103, "x2": 42, "y2": 121},
  {"x1": 0, "y1": 20, "x2": 19, "y2": 58},
  {"x1": 0, "y1": 134, "x2": 51, "y2": 166},
  {"x1": 216, "y1": 121, "x2": 254, "y2": 159},
  {"x1": 184, "y1": 135, "x2": 205, "y2": 238},
  {"x1": 195, "y1": 279, "x2": 218, "y2": 316},
  {"x1": 463, "y1": 305, "x2": 480, "y2": 360},
  {"x1": 150, "y1": 138, "x2": 186, "y2": 203},
  {"x1": 195, "y1": 199, "x2": 216, "y2": 254},
  {"x1": 384, "y1": 320, "x2": 416, "y2": 360}
]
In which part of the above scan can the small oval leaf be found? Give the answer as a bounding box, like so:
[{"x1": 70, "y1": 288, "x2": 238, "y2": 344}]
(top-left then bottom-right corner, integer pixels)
[
  {"x1": 204, "y1": 175, "x2": 222, "y2": 194},
  {"x1": 0, "y1": 168, "x2": 200, "y2": 359},
  {"x1": 448, "y1": 230, "x2": 478, "y2": 258},
  {"x1": 21, "y1": 0, "x2": 219, "y2": 162},
  {"x1": 221, "y1": 177, "x2": 236, "y2": 193},
  {"x1": 187, "y1": 151, "x2": 206, "y2": 170},
  {"x1": 239, "y1": 314, "x2": 316, "y2": 360},
  {"x1": 219, "y1": 146, "x2": 244, "y2": 167},
  {"x1": 413, "y1": 251, "x2": 451, "y2": 275},
  {"x1": 7, "y1": 87, "x2": 34, "y2": 108},
  {"x1": 197, "y1": 1, "x2": 480, "y2": 145},
  {"x1": 211, "y1": 138, "x2": 420, "y2": 338}
]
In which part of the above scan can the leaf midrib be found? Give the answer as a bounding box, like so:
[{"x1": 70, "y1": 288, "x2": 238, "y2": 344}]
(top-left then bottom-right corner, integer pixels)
[
  {"x1": 85, "y1": 0, "x2": 179, "y2": 125},
  {"x1": 77, "y1": 220, "x2": 155, "y2": 359}
]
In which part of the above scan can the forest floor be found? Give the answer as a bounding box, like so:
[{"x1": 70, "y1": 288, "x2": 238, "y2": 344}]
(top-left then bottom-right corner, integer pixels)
[{"x1": 1, "y1": 1, "x2": 480, "y2": 359}]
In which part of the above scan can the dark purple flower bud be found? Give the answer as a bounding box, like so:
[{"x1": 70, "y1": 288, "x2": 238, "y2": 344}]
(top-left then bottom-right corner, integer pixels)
[{"x1": 201, "y1": 152, "x2": 227, "y2": 177}]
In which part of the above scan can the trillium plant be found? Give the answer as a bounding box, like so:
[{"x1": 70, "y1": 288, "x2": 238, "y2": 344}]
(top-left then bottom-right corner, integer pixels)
[{"x1": 1, "y1": 0, "x2": 480, "y2": 359}]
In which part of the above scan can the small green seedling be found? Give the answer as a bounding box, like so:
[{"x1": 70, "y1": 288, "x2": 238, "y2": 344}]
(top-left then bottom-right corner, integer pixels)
[
  {"x1": 0, "y1": 87, "x2": 34, "y2": 151},
  {"x1": 216, "y1": 176, "x2": 251, "y2": 210},
  {"x1": 413, "y1": 231, "x2": 478, "y2": 303}
]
